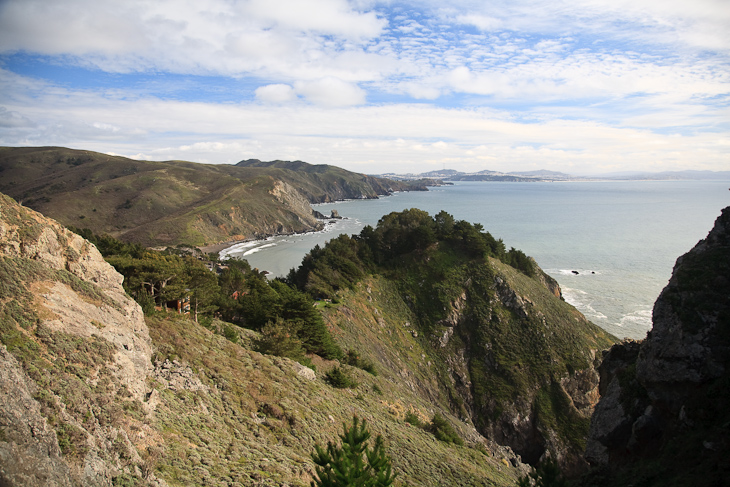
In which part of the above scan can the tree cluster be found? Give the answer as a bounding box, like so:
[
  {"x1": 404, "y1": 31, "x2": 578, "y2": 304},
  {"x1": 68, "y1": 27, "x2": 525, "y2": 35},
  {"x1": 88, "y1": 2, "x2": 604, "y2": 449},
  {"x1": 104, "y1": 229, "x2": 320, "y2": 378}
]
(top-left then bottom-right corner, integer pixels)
[
  {"x1": 287, "y1": 209, "x2": 535, "y2": 300},
  {"x1": 69, "y1": 228, "x2": 342, "y2": 361}
]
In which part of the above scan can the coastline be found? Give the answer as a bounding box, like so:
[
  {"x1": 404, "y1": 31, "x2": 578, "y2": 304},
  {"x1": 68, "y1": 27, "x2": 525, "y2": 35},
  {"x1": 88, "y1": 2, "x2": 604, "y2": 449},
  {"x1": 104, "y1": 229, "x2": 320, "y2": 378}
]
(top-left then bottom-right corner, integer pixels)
[
  {"x1": 199, "y1": 239, "x2": 250, "y2": 255},
  {"x1": 207, "y1": 219, "x2": 344, "y2": 259},
  {"x1": 202, "y1": 186, "x2": 414, "y2": 256}
]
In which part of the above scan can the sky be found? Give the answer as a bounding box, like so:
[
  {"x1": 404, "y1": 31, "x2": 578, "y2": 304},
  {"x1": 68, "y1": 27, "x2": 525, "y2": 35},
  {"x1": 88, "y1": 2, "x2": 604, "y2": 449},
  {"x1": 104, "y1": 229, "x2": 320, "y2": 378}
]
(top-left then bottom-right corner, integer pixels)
[{"x1": 0, "y1": 0, "x2": 728, "y2": 175}]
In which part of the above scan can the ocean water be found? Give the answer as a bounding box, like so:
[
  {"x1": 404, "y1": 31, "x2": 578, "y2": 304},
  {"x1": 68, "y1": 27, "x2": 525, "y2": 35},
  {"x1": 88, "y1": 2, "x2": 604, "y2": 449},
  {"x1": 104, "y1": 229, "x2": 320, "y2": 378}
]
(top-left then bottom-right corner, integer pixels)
[{"x1": 222, "y1": 181, "x2": 730, "y2": 340}]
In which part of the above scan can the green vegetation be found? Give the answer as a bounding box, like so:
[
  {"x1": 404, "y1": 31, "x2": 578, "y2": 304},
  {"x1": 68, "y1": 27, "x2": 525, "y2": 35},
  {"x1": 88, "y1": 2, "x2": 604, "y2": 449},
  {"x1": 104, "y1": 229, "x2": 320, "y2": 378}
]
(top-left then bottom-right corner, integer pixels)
[
  {"x1": 0, "y1": 189, "x2": 615, "y2": 484},
  {"x1": 325, "y1": 366, "x2": 359, "y2": 389},
  {"x1": 70, "y1": 227, "x2": 343, "y2": 361},
  {"x1": 292, "y1": 208, "x2": 615, "y2": 465},
  {"x1": 311, "y1": 416, "x2": 397, "y2": 487},
  {"x1": 144, "y1": 313, "x2": 522, "y2": 486},
  {"x1": 0, "y1": 146, "x2": 424, "y2": 247},
  {"x1": 288, "y1": 208, "x2": 535, "y2": 300},
  {"x1": 427, "y1": 413, "x2": 464, "y2": 446}
]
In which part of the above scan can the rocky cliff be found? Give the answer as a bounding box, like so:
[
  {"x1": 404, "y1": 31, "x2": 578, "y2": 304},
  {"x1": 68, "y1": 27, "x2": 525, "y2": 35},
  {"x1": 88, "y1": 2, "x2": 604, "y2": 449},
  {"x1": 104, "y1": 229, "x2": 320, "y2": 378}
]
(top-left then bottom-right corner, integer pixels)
[
  {"x1": 0, "y1": 193, "x2": 158, "y2": 485},
  {"x1": 585, "y1": 206, "x2": 730, "y2": 486}
]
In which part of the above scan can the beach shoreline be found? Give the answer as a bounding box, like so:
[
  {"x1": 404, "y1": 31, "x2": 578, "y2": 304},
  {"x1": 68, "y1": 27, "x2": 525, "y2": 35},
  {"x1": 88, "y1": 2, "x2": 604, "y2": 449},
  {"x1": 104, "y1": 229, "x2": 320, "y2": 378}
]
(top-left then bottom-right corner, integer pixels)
[{"x1": 202, "y1": 219, "x2": 344, "y2": 258}]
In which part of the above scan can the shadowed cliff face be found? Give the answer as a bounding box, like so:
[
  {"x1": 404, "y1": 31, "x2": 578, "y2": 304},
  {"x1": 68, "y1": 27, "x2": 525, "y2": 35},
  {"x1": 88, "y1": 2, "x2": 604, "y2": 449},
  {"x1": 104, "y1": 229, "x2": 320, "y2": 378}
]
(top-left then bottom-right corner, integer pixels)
[{"x1": 585, "y1": 206, "x2": 730, "y2": 485}]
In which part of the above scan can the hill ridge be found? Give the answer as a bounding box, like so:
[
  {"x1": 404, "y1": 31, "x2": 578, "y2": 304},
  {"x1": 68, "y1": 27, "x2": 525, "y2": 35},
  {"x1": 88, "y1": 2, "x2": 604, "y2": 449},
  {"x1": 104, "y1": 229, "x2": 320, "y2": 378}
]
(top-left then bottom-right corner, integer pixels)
[{"x1": 0, "y1": 146, "x2": 426, "y2": 247}]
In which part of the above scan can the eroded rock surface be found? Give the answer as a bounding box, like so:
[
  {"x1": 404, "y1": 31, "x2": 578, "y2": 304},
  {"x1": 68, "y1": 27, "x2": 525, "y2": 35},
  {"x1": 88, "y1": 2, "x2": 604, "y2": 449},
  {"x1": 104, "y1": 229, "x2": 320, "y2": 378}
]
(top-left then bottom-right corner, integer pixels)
[{"x1": 0, "y1": 193, "x2": 159, "y2": 486}]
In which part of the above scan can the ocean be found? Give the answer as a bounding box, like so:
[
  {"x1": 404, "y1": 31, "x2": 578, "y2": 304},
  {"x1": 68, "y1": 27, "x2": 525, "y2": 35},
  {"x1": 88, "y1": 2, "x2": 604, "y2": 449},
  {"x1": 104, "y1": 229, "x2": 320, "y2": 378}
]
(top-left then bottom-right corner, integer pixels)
[{"x1": 221, "y1": 180, "x2": 730, "y2": 340}]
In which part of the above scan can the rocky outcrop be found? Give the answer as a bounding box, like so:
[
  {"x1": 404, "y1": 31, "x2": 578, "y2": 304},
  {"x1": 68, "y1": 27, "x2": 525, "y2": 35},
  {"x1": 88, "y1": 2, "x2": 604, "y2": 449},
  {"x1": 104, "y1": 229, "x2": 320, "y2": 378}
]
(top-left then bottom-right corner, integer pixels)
[
  {"x1": 0, "y1": 346, "x2": 74, "y2": 487},
  {"x1": 0, "y1": 193, "x2": 160, "y2": 486},
  {"x1": 585, "y1": 206, "x2": 730, "y2": 484},
  {"x1": 269, "y1": 180, "x2": 322, "y2": 230}
]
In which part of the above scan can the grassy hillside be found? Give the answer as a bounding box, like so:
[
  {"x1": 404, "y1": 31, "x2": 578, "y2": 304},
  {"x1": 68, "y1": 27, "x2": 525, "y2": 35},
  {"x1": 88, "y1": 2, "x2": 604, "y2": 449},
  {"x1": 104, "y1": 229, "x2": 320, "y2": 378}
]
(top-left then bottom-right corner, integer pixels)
[
  {"x1": 288, "y1": 209, "x2": 616, "y2": 470},
  {"x1": 0, "y1": 189, "x2": 617, "y2": 485},
  {"x1": 0, "y1": 146, "x2": 421, "y2": 247},
  {"x1": 0, "y1": 192, "x2": 527, "y2": 486},
  {"x1": 146, "y1": 314, "x2": 526, "y2": 486}
]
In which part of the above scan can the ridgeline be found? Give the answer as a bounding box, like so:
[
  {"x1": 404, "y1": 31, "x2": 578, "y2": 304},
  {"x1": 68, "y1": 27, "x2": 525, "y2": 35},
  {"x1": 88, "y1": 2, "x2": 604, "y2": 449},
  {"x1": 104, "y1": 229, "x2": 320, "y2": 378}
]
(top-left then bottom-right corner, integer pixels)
[{"x1": 0, "y1": 146, "x2": 428, "y2": 248}]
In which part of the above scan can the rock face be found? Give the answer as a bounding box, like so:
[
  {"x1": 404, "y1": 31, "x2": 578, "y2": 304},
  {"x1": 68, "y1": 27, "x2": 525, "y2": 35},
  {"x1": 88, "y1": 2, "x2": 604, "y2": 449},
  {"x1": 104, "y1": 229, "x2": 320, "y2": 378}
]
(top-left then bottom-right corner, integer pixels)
[
  {"x1": 268, "y1": 180, "x2": 322, "y2": 231},
  {"x1": 0, "y1": 193, "x2": 158, "y2": 486},
  {"x1": 0, "y1": 346, "x2": 74, "y2": 487},
  {"x1": 585, "y1": 206, "x2": 730, "y2": 484}
]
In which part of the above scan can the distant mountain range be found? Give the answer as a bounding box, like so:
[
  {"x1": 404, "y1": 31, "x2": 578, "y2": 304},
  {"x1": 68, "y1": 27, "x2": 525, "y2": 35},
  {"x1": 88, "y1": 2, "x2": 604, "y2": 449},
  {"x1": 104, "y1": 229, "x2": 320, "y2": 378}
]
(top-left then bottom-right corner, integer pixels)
[{"x1": 380, "y1": 168, "x2": 730, "y2": 182}]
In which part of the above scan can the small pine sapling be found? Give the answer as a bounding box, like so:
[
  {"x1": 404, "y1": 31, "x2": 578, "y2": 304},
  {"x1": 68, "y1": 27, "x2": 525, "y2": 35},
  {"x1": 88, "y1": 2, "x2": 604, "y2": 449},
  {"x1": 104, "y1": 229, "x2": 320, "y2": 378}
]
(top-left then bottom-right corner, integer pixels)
[{"x1": 311, "y1": 416, "x2": 397, "y2": 487}]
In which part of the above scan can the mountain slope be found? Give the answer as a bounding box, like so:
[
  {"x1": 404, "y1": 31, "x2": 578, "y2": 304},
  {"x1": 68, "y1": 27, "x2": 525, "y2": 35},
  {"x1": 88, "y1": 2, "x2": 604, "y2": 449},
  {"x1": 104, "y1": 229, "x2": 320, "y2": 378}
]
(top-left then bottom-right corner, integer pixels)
[
  {"x1": 0, "y1": 147, "x2": 421, "y2": 247},
  {"x1": 0, "y1": 193, "x2": 532, "y2": 486},
  {"x1": 236, "y1": 158, "x2": 426, "y2": 202},
  {"x1": 288, "y1": 209, "x2": 616, "y2": 471}
]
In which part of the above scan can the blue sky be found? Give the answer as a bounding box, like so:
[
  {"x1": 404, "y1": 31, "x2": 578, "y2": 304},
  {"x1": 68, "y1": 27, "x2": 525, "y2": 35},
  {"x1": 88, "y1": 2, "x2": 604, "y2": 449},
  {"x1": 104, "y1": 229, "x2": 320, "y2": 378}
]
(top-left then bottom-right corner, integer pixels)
[{"x1": 0, "y1": 0, "x2": 728, "y2": 175}]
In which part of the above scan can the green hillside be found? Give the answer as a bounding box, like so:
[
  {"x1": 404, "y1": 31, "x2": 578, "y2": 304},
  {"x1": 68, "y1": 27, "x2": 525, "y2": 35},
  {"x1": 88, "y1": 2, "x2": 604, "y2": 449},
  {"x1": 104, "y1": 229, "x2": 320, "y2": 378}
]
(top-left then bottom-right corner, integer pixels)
[
  {"x1": 288, "y1": 209, "x2": 616, "y2": 470},
  {"x1": 0, "y1": 192, "x2": 529, "y2": 486},
  {"x1": 0, "y1": 146, "x2": 423, "y2": 247}
]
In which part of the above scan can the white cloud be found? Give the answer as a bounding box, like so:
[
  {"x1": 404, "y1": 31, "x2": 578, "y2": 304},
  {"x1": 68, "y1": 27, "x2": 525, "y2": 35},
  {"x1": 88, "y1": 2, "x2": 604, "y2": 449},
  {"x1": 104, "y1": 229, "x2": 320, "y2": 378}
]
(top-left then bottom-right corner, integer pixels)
[
  {"x1": 294, "y1": 77, "x2": 367, "y2": 106},
  {"x1": 0, "y1": 0, "x2": 387, "y2": 77},
  {"x1": 255, "y1": 84, "x2": 298, "y2": 103},
  {"x1": 0, "y1": 106, "x2": 36, "y2": 128},
  {"x1": 455, "y1": 14, "x2": 501, "y2": 32},
  {"x1": 243, "y1": 0, "x2": 386, "y2": 40},
  {"x1": 2, "y1": 75, "x2": 727, "y2": 174},
  {"x1": 0, "y1": 1, "x2": 728, "y2": 176}
]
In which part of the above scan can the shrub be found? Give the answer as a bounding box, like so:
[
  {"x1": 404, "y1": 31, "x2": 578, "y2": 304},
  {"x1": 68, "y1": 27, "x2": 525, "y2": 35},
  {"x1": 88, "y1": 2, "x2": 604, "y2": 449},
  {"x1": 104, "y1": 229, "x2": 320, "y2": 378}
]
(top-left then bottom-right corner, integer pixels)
[
  {"x1": 344, "y1": 349, "x2": 377, "y2": 376},
  {"x1": 404, "y1": 411, "x2": 424, "y2": 428},
  {"x1": 222, "y1": 324, "x2": 239, "y2": 344},
  {"x1": 427, "y1": 413, "x2": 463, "y2": 446},
  {"x1": 325, "y1": 366, "x2": 358, "y2": 389},
  {"x1": 255, "y1": 318, "x2": 305, "y2": 361}
]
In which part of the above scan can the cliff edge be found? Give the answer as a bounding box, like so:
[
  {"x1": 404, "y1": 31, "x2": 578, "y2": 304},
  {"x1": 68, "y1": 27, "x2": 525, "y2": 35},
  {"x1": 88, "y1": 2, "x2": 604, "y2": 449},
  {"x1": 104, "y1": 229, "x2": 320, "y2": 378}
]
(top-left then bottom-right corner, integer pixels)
[{"x1": 585, "y1": 206, "x2": 730, "y2": 486}]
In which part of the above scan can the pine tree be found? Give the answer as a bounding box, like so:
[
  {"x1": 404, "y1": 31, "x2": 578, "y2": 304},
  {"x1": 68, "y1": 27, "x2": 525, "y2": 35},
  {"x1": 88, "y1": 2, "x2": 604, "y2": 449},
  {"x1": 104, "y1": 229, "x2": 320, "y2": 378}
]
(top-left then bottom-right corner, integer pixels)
[{"x1": 311, "y1": 416, "x2": 396, "y2": 487}]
